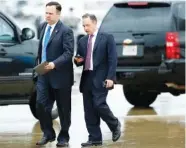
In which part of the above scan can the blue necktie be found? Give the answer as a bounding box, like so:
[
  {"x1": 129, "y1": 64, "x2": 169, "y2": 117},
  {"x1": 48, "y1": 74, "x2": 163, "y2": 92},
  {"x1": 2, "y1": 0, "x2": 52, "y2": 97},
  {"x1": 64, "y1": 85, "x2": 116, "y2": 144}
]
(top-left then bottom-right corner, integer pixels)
[{"x1": 41, "y1": 26, "x2": 52, "y2": 63}]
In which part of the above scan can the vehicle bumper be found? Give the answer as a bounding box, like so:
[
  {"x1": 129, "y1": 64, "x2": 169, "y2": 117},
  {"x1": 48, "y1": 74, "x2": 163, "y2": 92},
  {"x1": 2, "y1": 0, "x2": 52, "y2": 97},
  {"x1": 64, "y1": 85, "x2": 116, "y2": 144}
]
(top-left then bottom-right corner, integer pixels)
[{"x1": 116, "y1": 59, "x2": 185, "y2": 86}]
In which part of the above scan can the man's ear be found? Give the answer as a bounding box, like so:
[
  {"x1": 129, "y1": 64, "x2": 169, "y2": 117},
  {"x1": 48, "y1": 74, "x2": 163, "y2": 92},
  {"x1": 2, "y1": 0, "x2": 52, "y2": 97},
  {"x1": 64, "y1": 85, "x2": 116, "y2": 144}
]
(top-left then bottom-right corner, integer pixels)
[
  {"x1": 93, "y1": 20, "x2": 97, "y2": 25},
  {"x1": 57, "y1": 11, "x2": 61, "y2": 15}
]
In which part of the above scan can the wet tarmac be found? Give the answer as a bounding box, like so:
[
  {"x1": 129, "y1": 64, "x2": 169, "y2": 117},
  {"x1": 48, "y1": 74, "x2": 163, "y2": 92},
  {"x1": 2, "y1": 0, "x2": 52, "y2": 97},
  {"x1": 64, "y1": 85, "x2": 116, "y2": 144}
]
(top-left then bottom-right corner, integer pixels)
[{"x1": 0, "y1": 84, "x2": 185, "y2": 148}]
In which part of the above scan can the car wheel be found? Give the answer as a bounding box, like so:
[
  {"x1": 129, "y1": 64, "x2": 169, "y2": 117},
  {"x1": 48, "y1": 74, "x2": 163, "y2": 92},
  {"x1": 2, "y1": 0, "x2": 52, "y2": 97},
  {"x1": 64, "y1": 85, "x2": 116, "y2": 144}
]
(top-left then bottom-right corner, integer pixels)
[
  {"x1": 123, "y1": 86, "x2": 158, "y2": 107},
  {"x1": 29, "y1": 91, "x2": 58, "y2": 120}
]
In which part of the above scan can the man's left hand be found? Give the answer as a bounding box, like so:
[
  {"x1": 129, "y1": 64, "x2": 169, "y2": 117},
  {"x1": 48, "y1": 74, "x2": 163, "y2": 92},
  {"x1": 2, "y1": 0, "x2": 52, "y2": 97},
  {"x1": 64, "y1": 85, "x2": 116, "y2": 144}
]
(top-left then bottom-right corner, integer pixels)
[
  {"x1": 45, "y1": 62, "x2": 55, "y2": 70},
  {"x1": 105, "y1": 79, "x2": 114, "y2": 88}
]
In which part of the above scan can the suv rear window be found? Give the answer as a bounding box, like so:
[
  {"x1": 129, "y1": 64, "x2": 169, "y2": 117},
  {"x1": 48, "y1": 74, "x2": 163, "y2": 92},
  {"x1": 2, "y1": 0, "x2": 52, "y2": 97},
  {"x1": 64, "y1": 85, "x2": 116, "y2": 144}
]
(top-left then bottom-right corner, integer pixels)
[{"x1": 100, "y1": 2, "x2": 175, "y2": 32}]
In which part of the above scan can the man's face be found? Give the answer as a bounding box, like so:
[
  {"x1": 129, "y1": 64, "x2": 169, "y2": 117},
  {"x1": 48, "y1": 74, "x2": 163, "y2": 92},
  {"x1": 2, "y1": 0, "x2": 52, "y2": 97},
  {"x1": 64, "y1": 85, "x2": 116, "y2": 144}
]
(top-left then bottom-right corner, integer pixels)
[
  {"x1": 82, "y1": 17, "x2": 97, "y2": 35},
  {"x1": 45, "y1": 5, "x2": 60, "y2": 25}
]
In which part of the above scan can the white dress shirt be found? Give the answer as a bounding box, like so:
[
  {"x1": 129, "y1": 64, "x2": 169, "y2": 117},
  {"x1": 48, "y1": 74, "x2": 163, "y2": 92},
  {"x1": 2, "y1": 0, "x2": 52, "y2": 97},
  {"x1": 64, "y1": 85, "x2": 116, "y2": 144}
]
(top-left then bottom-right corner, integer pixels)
[{"x1": 89, "y1": 30, "x2": 98, "y2": 70}]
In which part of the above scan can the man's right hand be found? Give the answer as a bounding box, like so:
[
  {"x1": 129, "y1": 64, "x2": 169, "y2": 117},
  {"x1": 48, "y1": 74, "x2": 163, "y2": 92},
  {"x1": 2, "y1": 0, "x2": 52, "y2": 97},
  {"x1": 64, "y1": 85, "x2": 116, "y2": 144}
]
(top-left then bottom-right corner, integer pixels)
[
  {"x1": 105, "y1": 79, "x2": 114, "y2": 88},
  {"x1": 74, "y1": 56, "x2": 84, "y2": 67},
  {"x1": 74, "y1": 57, "x2": 84, "y2": 63}
]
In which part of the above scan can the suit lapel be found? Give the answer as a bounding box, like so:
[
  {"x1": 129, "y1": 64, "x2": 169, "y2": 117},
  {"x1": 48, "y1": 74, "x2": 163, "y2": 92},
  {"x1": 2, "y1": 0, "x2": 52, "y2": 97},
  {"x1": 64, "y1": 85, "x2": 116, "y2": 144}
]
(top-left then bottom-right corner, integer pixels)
[
  {"x1": 38, "y1": 23, "x2": 47, "y2": 61},
  {"x1": 84, "y1": 33, "x2": 102, "y2": 56},
  {"x1": 93, "y1": 33, "x2": 103, "y2": 69},
  {"x1": 39, "y1": 23, "x2": 47, "y2": 47},
  {"x1": 47, "y1": 20, "x2": 62, "y2": 47},
  {"x1": 84, "y1": 35, "x2": 89, "y2": 57},
  {"x1": 93, "y1": 32, "x2": 102, "y2": 54}
]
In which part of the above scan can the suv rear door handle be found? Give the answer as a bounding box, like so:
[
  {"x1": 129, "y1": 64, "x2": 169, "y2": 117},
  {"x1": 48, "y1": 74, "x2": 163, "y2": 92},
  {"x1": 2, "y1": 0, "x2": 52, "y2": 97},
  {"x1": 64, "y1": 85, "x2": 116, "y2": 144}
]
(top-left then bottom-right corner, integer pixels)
[{"x1": 0, "y1": 48, "x2": 7, "y2": 56}]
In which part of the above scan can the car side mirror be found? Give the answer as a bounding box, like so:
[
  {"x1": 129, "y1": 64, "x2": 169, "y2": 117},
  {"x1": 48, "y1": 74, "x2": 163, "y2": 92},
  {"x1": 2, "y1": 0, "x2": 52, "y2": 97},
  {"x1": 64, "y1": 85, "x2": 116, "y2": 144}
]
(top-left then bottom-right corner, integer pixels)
[{"x1": 21, "y1": 28, "x2": 35, "y2": 41}]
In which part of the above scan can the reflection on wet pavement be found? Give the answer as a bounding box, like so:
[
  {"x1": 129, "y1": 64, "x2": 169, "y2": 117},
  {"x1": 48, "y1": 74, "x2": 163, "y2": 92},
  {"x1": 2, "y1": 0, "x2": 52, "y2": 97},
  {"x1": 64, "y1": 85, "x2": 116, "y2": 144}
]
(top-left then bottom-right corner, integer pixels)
[
  {"x1": 126, "y1": 107, "x2": 157, "y2": 116},
  {"x1": 0, "y1": 115, "x2": 184, "y2": 148},
  {"x1": 106, "y1": 116, "x2": 185, "y2": 148},
  {"x1": 0, "y1": 85, "x2": 185, "y2": 148}
]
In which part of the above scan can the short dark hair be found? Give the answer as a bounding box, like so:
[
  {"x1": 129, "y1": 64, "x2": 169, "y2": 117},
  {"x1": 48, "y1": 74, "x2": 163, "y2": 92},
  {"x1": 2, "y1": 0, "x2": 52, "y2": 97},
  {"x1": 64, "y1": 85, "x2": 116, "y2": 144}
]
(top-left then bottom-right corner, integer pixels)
[
  {"x1": 82, "y1": 13, "x2": 97, "y2": 22},
  {"x1": 46, "y1": 1, "x2": 62, "y2": 12}
]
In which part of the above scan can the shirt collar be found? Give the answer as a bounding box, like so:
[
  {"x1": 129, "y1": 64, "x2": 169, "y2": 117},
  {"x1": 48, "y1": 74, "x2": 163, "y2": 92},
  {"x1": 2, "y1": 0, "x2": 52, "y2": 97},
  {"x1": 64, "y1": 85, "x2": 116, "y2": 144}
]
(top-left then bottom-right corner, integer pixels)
[
  {"x1": 47, "y1": 22, "x2": 57, "y2": 30},
  {"x1": 90, "y1": 29, "x2": 98, "y2": 38}
]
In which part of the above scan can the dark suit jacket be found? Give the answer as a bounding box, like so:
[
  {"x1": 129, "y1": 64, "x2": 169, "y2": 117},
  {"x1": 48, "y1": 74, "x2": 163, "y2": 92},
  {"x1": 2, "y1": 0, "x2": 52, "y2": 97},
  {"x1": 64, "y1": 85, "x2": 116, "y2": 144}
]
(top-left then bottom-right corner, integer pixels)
[
  {"x1": 37, "y1": 20, "x2": 74, "y2": 89},
  {"x1": 75, "y1": 32, "x2": 117, "y2": 92}
]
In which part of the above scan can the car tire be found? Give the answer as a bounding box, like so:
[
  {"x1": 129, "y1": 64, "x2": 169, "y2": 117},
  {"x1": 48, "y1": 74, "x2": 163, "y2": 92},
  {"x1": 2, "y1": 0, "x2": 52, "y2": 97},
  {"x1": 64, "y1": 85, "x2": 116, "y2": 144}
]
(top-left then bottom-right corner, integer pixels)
[
  {"x1": 29, "y1": 91, "x2": 58, "y2": 120},
  {"x1": 123, "y1": 86, "x2": 158, "y2": 107}
]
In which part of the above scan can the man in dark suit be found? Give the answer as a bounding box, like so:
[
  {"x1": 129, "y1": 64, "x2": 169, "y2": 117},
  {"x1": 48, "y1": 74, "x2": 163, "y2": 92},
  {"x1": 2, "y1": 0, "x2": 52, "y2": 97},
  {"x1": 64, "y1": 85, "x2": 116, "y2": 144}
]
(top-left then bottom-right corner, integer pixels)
[
  {"x1": 35, "y1": 2, "x2": 74, "y2": 147},
  {"x1": 74, "y1": 13, "x2": 121, "y2": 147}
]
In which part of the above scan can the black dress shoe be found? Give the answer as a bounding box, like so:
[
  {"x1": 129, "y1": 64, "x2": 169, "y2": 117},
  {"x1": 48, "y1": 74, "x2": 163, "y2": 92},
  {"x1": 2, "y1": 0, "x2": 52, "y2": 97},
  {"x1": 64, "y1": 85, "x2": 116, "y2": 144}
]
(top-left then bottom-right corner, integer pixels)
[
  {"x1": 81, "y1": 141, "x2": 102, "y2": 147},
  {"x1": 56, "y1": 141, "x2": 69, "y2": 147},
  {"x1": 36, "y1": 136, "x2": 55, "y2": 145},
  {"x1": 112, "y1": 120, "x2": 121, "y2": 142}
]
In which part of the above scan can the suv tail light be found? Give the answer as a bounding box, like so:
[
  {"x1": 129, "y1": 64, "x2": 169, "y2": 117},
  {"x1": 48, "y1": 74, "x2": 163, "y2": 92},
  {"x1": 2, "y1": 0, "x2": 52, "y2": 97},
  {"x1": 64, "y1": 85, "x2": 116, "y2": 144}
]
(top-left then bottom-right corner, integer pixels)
[{"x1": 166, "y1": 32, "x2": 180, "y2": 59}]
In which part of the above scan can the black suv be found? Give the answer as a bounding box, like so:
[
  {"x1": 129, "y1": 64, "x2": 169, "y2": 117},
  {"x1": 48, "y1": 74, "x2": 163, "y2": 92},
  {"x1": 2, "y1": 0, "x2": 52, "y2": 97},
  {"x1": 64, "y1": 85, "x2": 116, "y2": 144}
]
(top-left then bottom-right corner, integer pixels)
[
  {"x1": 99, "y1": 1, "x2": 185, "y2": 107},
  {"x1": 0, "y1": 11, "x2": 58, "y2": 119}
]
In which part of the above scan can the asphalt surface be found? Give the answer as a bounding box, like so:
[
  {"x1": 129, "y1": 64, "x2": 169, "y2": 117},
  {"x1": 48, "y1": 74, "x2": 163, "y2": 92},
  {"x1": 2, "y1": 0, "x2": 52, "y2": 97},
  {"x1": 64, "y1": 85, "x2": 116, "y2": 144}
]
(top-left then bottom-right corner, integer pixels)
[{"x1": 0, "y1": 69, "x2": 185, "y2": 148}]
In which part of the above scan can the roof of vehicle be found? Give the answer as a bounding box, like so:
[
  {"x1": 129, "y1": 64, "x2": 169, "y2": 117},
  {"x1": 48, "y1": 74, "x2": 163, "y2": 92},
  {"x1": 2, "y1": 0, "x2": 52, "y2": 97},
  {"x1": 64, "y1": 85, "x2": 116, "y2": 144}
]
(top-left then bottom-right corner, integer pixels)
[{"x1": 112, "y1": 0, "x2": 182, "y2": 5}]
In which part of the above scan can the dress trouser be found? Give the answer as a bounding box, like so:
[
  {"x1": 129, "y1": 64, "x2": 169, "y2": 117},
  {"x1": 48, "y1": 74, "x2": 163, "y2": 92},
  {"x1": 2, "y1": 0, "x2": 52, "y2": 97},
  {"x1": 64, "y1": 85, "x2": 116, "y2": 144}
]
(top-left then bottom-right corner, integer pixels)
[
  {"x1": 82, "y1": 71, "x2": 118, "y2": 141},
  {"x1": 36, "y1": 75, "x2": 71, "y2": 142}
]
